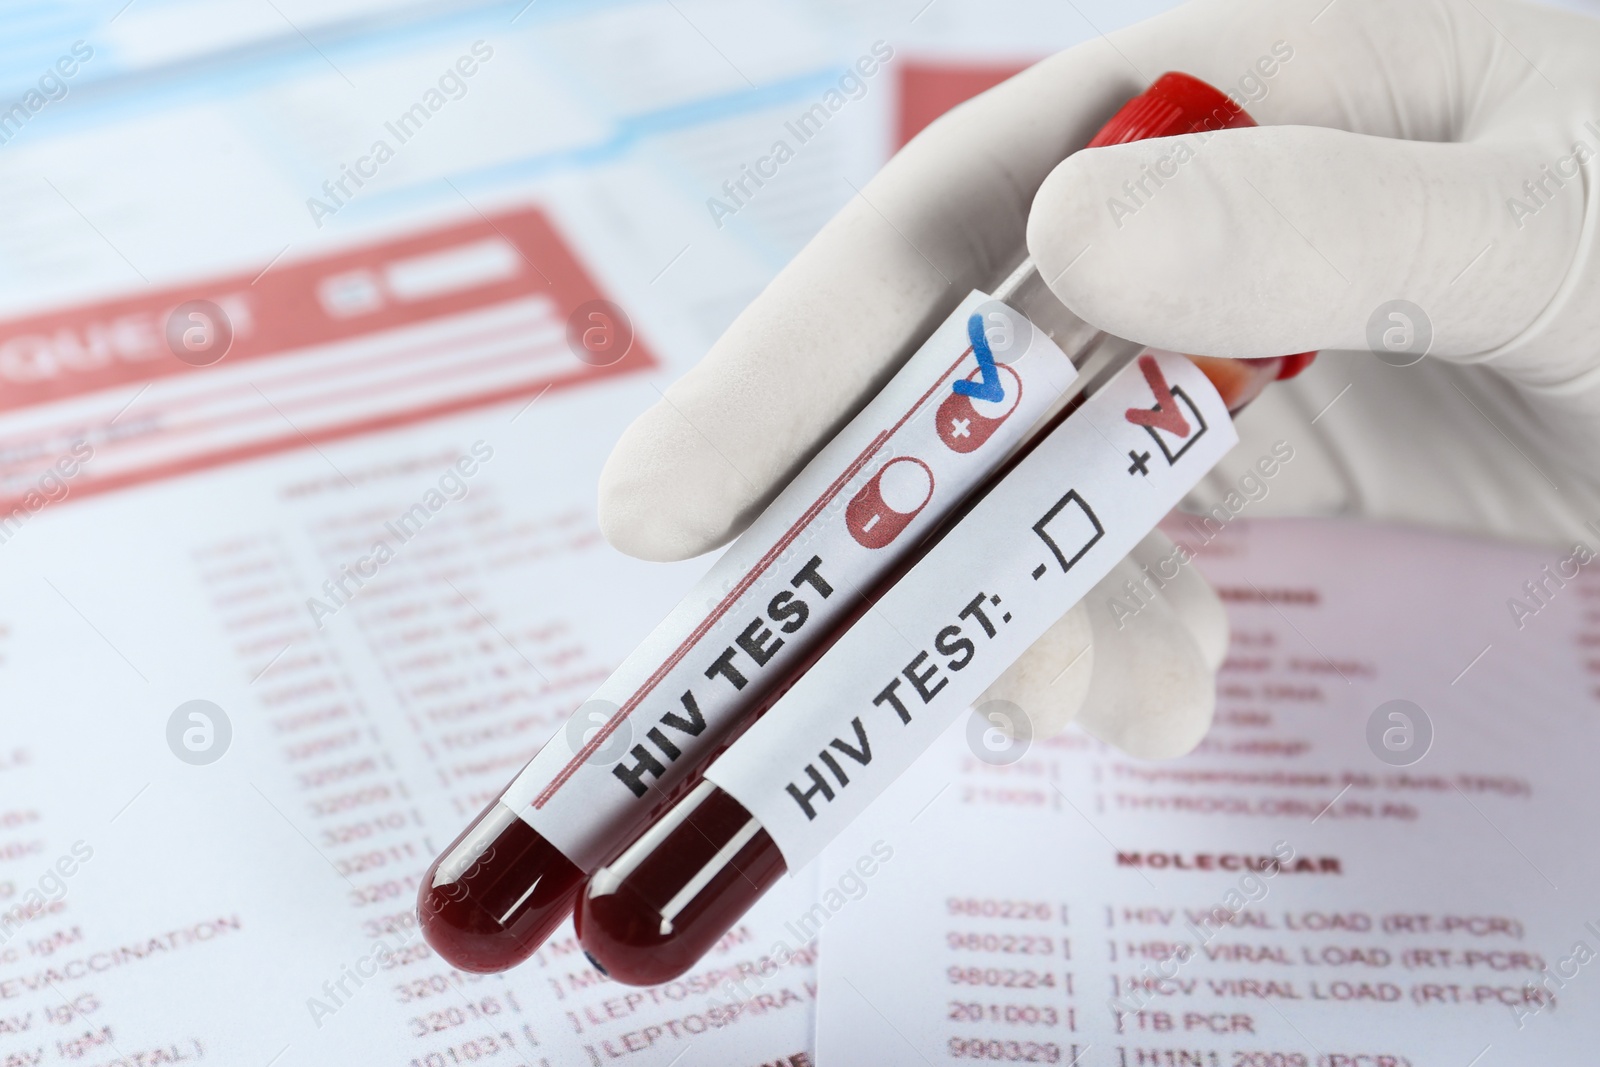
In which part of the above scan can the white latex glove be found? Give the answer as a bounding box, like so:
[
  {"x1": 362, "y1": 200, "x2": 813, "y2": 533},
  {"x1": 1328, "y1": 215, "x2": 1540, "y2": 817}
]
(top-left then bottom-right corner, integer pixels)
[{"x1": 598, "y1": 0, "x2": 1600, "y2": 759}]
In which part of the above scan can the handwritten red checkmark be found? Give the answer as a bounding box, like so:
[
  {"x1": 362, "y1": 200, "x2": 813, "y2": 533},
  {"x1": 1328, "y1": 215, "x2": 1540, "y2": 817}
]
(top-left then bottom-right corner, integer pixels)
[{"x1": 1124, "y1": 355, "x2": 1191, "y2": 438}]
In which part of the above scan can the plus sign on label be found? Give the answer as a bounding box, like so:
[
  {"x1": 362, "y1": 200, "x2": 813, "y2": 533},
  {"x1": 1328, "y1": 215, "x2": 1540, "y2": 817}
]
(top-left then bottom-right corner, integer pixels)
[
  {"x1": 1127, "y1": 450, "x2": 1152, "y2": 476},
  {"x1": 939, "y1": 362, "x2": 1021, "y2": 454}
]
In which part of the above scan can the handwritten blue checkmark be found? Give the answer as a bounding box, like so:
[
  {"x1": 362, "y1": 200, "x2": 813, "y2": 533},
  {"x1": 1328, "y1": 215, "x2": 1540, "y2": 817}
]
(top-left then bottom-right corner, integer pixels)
[{"x1": 952, "y1": 312, "x2": 1006, "y2": 403}]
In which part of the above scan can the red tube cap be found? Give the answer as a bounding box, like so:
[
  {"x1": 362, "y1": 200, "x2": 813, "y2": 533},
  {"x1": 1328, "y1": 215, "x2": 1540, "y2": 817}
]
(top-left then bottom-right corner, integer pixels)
[{"x1": 1087, "y1": 70, "x2": 1256, "y2": 148}]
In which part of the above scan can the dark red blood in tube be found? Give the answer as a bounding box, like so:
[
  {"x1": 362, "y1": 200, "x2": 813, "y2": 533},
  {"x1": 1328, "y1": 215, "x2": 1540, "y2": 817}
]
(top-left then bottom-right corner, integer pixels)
[
  {"x1": 418, "y1": 799, "x2": 583, "y2": 973},
  {"x1": 577, "y1": 784, "x2": 784, "y2": 986},
  {"x1": 938, "y1": 364, "x2": 1022, "y2": 453},
  {"x1": 847, "y1": 456, "x2": 935, "y2": 549}
]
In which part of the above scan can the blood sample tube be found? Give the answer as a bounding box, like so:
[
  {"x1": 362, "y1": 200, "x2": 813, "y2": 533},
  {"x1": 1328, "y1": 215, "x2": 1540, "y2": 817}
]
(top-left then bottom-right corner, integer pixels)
[
  {"x1": 574, "y1": 79, "x2": 1319, "y2": 986},
  {"x1": 420, "y1": 70, "x2": 1307, "y2": 975},
  {"x1": 574, "y1": 325, "x2": 1309, "y2": 987},
  {"x1": 417, "y1": 262, "x2": 1086, "y2": 971}
]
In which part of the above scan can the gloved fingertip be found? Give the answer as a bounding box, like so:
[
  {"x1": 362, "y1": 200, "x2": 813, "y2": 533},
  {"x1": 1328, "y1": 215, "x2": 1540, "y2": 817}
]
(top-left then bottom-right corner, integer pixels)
[
  {"x1": 1123, "y1": 687, "x2": 1215, "y2": 760},
  {"x1": 1076, "y1": 571, "x2": 1219, "y2": 759},
  {"x1": 1162, "y1": 562, "x2": 1231, "y2": 672},
  {"x1": 1032, "y1": 124, "x2": 1575, "y2": 361},
  {"x1": 1128, "y1": 531, "x2": 1230, "y2": 672},
  {"x1": 1029, "y1": 139, "x2": 1255, "y2": 354},
  {"x1": 1025, "y1": 151, "x2": 1103, "y2": 305},
  {"x1": 977, "y1": 604, "x2": 1095, "y2": 740},
  {"x1": 596, "y1": 403, "x2": 747, "y2": 563}
]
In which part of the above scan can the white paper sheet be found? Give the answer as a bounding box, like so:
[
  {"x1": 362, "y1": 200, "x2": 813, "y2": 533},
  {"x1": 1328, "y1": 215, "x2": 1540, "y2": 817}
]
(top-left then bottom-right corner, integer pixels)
[
  {"x1": 814, "y1": 517, "x2": 1600, "y2": 1064},
  {"x1": 0, "y1": 3, "x2": 894, "y2": 1064},
  {"x1": 0, "y1": 216, "x2": 826, "y2": 1065},
  {"x1": 6, "y1": 2, "x2": 1600, "y2": 1065}
]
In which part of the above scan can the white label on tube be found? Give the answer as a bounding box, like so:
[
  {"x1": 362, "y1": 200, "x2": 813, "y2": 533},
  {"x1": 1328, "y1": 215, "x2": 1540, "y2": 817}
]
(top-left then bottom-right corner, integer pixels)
[
  {"x1": 500, "y1": 291, "x2": 1079, "y2": 870},
  {"x1": 704, "y1": 351, "x2": 1238, "y2": 872}
]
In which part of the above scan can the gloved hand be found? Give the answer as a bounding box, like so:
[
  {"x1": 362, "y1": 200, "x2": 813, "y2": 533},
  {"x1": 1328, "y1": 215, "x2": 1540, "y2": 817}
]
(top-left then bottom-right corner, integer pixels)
[{"x1": 597, "y1": 0, "x2": 1600, "y2": 759}]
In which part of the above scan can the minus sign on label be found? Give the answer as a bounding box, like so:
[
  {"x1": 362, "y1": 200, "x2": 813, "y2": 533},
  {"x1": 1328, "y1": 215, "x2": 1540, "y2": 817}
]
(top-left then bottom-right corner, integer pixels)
[
  {"x1": 862, "y1": 514, "x2": 880, "y2": 532},
  {"x1": 1032, "y1": 564, "x2": 1047, "y2": 580}
]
